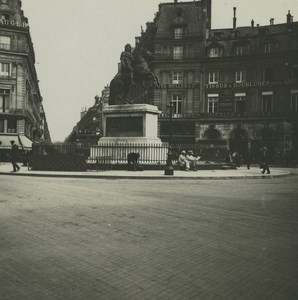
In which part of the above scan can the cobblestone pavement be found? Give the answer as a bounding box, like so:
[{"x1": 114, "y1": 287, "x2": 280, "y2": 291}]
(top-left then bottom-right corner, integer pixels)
[{"x1": 0, "y1": 173, "x2": 298, "y2": 299}]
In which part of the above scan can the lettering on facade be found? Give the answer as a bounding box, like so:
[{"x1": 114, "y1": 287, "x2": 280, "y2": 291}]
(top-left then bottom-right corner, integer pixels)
[
  {"x1": 205, "y1": 79, "x2": 298, "y2": 89},
  {"x1": 0, "y1": 19, "x2": 29, "y2": 28},
  {"x1": 159, "y1": 83, "x2": 200, "y2": 89}
]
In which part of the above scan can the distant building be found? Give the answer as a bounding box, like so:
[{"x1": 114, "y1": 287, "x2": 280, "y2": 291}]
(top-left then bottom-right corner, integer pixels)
[
  {"x1": 65, "y1": 85, "x2": 110, "y2": 144},
  {"x1": 0, "y1": 0, "x2": 51, "y2": 158},
  {"x1": 133, "y1": 0, "x2": 298, "y2": 161}
]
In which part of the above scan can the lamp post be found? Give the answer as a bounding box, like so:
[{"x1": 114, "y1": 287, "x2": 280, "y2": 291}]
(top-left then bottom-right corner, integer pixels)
[{"x1": 164, "y1": 101, "x2": 174, "y2": 175}]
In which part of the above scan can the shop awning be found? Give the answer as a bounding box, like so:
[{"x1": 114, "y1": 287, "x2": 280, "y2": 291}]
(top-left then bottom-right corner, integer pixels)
[
  {"x1": 0, "y1": 134, "x2": 33, "y2": 150},
  {"x1": 18, "y1": 135, "x2": 33, "y2": 150}
]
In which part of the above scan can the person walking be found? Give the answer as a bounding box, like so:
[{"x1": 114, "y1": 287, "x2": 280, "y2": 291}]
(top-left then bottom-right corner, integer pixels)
[
  {"x1": 10, "y1": 140, "x2": 20, "y2": 172},
  {"x1": 245, "y1": 150, "x2": 252, "y2": 170},
  {"x1": 260, "y1": 146, "x2": 270, "y2": 174}
]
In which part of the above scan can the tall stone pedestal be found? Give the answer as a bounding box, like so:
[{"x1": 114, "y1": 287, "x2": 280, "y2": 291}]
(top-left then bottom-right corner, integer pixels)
[
  {"x1": 90, "y1": 104, "x2": 167, "y2": 163},
  {"x1": 99, "y1": 104, "x2": 161, "y2": 144}
]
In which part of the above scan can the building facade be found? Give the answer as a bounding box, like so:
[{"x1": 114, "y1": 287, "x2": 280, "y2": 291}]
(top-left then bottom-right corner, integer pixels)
[
  {"x1": 133, "y1": 0, "x2": 298, "y2": 162},
  {"x1": 65, "y1": 85, "x2": 110, "y2": 145},
  {"x1": 0, "y1": 0, "x2": 50, "y2": 158}
]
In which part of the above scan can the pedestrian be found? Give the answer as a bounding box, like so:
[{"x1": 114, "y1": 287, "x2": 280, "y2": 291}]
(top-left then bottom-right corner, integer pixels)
[
  {"x1": 260, "y1": 146, "x2": 270, "y2": 174},
  {"x1": 178, "y1": 150, "x2": 190, "y2": 171},
  {"x1": 10, "y1": 140, "x2": 20, "y2": 172},
  {"x1": 232, "y1": 150, "x2": 241, "y2": 168},
  {"x1": 186, "y1": 150, "x2": 201, "y2": 171},
  {"x1": 245, "y1": 150, "x2": 252, "y2": 170}
]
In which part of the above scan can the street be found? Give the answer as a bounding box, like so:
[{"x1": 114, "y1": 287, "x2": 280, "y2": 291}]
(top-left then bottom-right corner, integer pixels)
[{"x1": 1, "y1": 174, "x2": 298, "y2": 300}]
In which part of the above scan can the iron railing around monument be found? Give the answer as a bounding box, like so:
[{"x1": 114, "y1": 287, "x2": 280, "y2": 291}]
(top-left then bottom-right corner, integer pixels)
[
  {"x1": 29, "y1": 141, "x2": 229, "y2": 171},
  {"x1": 90, "y1": 142, "x2": 228, "y2": 165}
]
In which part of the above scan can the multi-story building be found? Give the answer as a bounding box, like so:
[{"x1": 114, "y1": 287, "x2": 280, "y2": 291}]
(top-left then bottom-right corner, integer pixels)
[
  {"x1": 65, "y1": 85, "x2": 110, "y2": 144},
  {"x1": 0, "y1": 0, "x2": 51, "y2": 158},
  {"x1": 134, "y1": 0, "x2": 298, "y2": 161}
]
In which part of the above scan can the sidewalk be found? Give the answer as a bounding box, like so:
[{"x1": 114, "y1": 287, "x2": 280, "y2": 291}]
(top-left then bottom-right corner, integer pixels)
[{"x1": 0, "y1": 162, "x2": 293, "y2": 179}]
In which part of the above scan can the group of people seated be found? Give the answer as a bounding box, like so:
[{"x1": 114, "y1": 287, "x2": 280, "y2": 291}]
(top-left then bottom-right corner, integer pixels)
[{"x1": 178, "y1": 150, "x2": 201, "y2": 171}]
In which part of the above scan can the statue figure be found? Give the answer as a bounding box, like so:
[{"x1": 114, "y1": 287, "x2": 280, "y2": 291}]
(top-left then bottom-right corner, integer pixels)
[
  {"x1": 120, "y1": 43, "x2": 135, "y2": 86},
  {"x1": 109, "y1": 44, "x2": 160, "y2": 105}
]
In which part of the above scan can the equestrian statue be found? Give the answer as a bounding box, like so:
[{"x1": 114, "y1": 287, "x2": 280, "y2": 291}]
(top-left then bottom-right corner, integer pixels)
[{"x1": 109, "y1": 43, "x2": 159, "y2": 105}]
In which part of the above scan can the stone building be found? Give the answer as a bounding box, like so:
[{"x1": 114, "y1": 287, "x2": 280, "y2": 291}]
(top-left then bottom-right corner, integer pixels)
[
  {"x1": 134, "y1": 0, "x2": 298, "y2": 161},
  {"x1": 0, "y1": 0, "x2": 51, "y2": 158},
  {"x1": 65, "y1": 86, "x2": 110, "y2": 144}
]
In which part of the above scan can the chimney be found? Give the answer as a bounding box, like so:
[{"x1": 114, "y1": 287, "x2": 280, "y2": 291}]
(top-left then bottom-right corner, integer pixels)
[
  {"x1": 287, "y1": 10, "x2": 292, "y2": 23},
  {"x1": 251, "y1": 19, "x2": 255, "y2": 27},
  {"x1": 270, "y1": 18, "x2": 274, "y2": 25},
  {"x1": 233, "y1": 7, "x2": 237, "y2": 29}
]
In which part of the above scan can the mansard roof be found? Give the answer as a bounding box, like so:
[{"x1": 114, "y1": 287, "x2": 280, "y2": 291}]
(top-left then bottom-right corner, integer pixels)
[
  {"x1": 210, "y1": 22, "x2": 298, "y2": 41},
  {"x1": 155, "y1": 1, "x2": 205, "y2": 38}
]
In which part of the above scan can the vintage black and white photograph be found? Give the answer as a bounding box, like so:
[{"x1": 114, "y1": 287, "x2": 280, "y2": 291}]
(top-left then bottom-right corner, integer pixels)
[{"x1": 0, "y1": 0, "x2": 298, "y2": 299}]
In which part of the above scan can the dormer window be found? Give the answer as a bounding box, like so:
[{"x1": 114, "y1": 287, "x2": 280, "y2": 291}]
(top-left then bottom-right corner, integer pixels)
[
  {"x1": 231, "y1": 31, "x2": 240, "y2": 39},
  {"x1": 213, "y1": 32, "x2": 224, "y2": 40},
  {"x1": 174, "y1": 28, "x2": 183, "y2": 39}
]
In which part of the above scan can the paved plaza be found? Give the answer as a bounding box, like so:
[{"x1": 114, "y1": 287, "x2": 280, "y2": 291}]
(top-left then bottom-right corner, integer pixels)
[{"x1": 0, "y1": 169, "x2": 298, "y2": 299}]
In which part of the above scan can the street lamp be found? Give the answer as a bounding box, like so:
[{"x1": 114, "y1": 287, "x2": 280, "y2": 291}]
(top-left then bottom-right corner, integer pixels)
[{"x1": 164, "y1": 101, "x2": 174, "y2": 175}]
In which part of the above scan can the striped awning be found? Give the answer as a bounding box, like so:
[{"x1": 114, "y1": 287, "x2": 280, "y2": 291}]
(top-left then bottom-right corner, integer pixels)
[{"x1": 0, "y1": 134, "x2": 33, "y2": 150}]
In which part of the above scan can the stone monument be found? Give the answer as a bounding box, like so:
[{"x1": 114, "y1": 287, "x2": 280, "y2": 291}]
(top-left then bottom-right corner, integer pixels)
[{"x1": 90, "y1": 44, "x2": 167, "y2": 163}]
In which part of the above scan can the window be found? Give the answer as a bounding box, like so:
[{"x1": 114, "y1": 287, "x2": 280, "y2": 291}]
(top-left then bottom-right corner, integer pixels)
[
  {"x1": 171, "y1": 95, "x2": 182, "y2": 115},
  {"x1": 235, "y1": 93, "x2": 246, "y2": 113},
  {"x1": 264, "y1": 43, "x2": 272, "y2": 54},
  {"x1": 174, "y1": 28, "x2": 183, "y2": 39},
  {"x1": 262, "y1": 93, "x2": 273, "y2": 113},
  {"x1": 0, "y1": 89, "x2": 10, "y2": 112},
  {"x1": 209, "y1": 47, "x2": 221, "y2": 58},
  {"x1": 0, "y1": 62, "x2": 10, "y2": 77},
  {"x1": 236, "y1": 45, "x2": 244, "y2": 55},
  {"x1": 213, "y1": 32, "x2": 224, "y2": 40},
  {"x1": 172, "y1": 72, "x2": 183, "y2": 84},
  {"x1": 291, "y1": 92, "x2": 298, "y2": 112},
  {"x1": 0, "y1": 35, "x2": 11, "y2": 50},
  {"x1": 234, "y1": 44, "x2": 249, "y2": 56},
  {"x1": 235, "y1": 71, "x2": 246, "y2": 83},
  {"x1": 7, "y1": 119, "x2": 16, "y2": 133},
  {"x1": 208, "y1": 95, "x2": 219, "y2": 113},
  {"x1": 208, "y1": 72, "x2": 219, "y2": 84},
  {"x1": 0, "y1": 119, "x2": 4, "y2": 133},
  {"x1": 173, "y1": 46, "x2": 183, "y2": 60}
]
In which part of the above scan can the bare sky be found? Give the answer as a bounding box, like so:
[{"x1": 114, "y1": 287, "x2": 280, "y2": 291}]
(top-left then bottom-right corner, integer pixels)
[{"x1": 21, "y1": 0, "x2": 297, "y2": 142}]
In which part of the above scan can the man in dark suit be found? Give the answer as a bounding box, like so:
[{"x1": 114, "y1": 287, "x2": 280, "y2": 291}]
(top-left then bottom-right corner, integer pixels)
[
  {"x1": 10, "y1": 140, "x2": 20, "y2": 172},
  {"x1": 260, "y1": 146, "x2": 270, "y2": 174}
]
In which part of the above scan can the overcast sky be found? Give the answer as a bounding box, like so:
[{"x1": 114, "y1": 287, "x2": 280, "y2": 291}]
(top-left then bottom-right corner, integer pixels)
[{"x1": 21, "y1": 0, "x2": 297, "y2": 142}]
